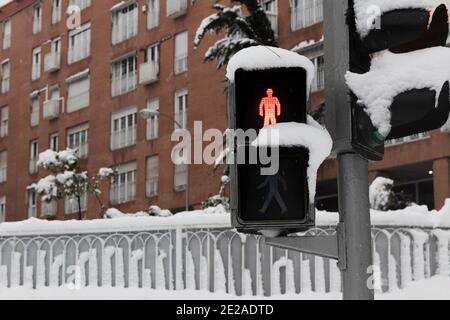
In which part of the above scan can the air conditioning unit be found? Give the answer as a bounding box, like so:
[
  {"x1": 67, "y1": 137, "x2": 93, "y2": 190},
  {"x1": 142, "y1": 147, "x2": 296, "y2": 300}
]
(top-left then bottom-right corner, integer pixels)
[
  {"x1": 167, "y1": 0, "x2": 187, "y2": 18},
  {"x1": 139, "y1": 61, "x2": 159, "y2": 85},
  {"x1": 44, "y1": 52, "x2": 60, "y2": 73},
  {"x1": 43, "y1": 99, "x2": 60, "y2": 120}
]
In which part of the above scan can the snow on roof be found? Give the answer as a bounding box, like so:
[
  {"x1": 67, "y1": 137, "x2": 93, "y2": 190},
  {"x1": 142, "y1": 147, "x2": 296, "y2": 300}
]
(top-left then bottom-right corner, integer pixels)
[
  {"x1": 345, "y1": 47, "x2": 450, "y2": 137},
  {"x1": 226, "y1": 46, "x2": 315, "y2": 94},
  {"x1": 353, "y1": 0, "x2": 446, "y2": 37},
  {"x1": 251, "y1": 116, "x2": 332, "y2": 203}
]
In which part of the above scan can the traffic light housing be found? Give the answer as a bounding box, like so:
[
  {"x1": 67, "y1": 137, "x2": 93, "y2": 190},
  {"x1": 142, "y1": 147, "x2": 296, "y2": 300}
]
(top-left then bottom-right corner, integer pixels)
[
  {"x1": 228, "y1": 67, "x2": 314, "y2": 236},
  {"x1": 347, "y1": 1, "x2": 450, "y2": 161}
]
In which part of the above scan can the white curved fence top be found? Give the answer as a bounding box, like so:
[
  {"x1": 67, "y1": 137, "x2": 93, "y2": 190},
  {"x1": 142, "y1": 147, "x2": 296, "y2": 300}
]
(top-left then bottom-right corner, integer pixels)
[{"x1": 1, "y1": 201, "x2": 450, "y2": 237}]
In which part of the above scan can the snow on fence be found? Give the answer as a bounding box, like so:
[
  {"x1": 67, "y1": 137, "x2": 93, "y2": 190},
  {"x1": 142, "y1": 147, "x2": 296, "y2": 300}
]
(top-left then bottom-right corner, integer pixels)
[{"x1": 0, "y1": 225, "x2": 449, "y2": 295}]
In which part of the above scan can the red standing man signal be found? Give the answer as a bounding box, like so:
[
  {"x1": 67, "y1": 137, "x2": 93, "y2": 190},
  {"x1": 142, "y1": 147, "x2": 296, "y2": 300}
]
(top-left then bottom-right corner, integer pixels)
[{"x1": 259, "y1": 88, "x2": 281, "y2": 127}]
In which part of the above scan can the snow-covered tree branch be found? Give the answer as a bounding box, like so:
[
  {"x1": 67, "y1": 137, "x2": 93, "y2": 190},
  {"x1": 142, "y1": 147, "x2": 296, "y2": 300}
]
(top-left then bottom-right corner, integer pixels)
[
  {"x1": 35, "y1": 149, "x2": 116, "y2": 220},
  {"x1": 194, "y1": 0, "x2": 277, "y2": 69}
]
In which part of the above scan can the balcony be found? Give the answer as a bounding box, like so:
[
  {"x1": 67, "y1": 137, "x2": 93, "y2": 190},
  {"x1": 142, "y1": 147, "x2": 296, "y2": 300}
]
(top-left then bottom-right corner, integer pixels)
[
  {"x1": 41, "y1": 200, "x2": 57, "y2": 218},
  {"x1": 44, "y1": 52, "x2": 60, "y2": 73},
  {"x1": 139, "y1": 61, "x2": 159, "y2": 85},
  {"x1": 167, "y1": 0, "x2": 187, "y2": 18},
  {"x1": 43, "y1": 99, "x2": 60, "y2": 120}
]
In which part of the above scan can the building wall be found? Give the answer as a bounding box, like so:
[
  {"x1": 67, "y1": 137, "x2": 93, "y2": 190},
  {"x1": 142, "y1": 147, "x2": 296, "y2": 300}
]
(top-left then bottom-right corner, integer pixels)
[{"x1": 0, "y1": 0, "x2": 448, "y2": 223}]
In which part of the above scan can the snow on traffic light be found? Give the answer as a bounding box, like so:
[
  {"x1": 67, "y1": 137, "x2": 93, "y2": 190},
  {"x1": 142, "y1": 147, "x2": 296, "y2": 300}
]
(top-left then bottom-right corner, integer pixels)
[
  {"x1": 345, "y1": 0, "x2": 450, "y2": 161},
  {"x1": 226, "y1": 46, "x2": 332, "y2": 236}
]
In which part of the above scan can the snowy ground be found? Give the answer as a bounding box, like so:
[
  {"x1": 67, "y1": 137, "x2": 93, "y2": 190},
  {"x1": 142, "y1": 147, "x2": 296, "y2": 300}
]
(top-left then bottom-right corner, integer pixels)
[{"x1": 1, "y1": 276, "x2": 448, "y2": 300}]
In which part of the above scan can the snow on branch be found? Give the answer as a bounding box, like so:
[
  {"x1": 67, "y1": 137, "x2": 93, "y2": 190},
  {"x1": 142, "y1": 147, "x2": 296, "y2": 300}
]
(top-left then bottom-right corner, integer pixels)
[{"x1": 193, "y1": 0, "x2": 277, "y2": 69}]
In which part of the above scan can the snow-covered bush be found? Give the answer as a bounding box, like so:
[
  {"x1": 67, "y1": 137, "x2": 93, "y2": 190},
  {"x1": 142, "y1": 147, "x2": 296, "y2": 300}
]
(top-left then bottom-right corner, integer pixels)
[
  {"x1": 35, "y1": 149, "x2": 116, "y2": 220},
  {"x1": 146, "y1": 205, "x2": 173, "y2": 217},
  {"x1": 193, "y1": 0, "x2": 277, "y2": 68},
  {"x1": 202, "y1": 175, "x2": 230, "y2": 211},
  {"x1": 369, "y1": 177, "x2": 412, "y2": 211}
]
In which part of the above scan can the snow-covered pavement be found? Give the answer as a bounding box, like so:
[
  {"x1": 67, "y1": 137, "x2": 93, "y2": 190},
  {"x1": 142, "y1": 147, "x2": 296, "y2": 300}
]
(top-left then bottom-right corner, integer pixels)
[{"x1": 1, "y1": 276, "x2": 448, "y2": 300}]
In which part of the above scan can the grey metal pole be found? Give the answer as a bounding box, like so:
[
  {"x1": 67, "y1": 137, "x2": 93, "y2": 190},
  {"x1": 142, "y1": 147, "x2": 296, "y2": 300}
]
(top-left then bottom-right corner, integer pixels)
[
  {"x1": 337, "y1": 152, "x2": 374, "y2": 300},
  {"x1": 324, "y1": 0, "x2": 374, "y2": 300}
]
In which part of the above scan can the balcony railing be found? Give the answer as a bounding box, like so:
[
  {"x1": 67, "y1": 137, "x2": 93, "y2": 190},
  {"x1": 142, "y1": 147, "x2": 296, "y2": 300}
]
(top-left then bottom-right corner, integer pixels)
[
  {"x1": 43, "y1": 100, "x2": 60, "y2": 120},
  {"x1": 69, "y1": 142, "x2": 89, "y2": 159},
  {"x1": 0, "y1": 167, "x2": 6, "y2": 183},
  {"x1": 111, "y1": 71, "x2": 137, "y2": 97},
  {"x1": 110, "y1": 181, "x2": 136, "y2": 204},
  {"x1": 0, "y1": 125, "x2": 7, "y2": 138},
  {"x1": 167, "y1": 0, "x2": 187, "y2": 18},
  {"x1": 146, "y1": 177, "x2": 158, "y2": 197},
  {"x1": 29, "y1": 157, "x2": 38, "y2": 174},
  {"x1": 111, "y1": 126, "x2": 137, "y2": 150},
  {"x1": 41, "y1": 200, "x2": 57, "y2": 218},
  {"x1": 44, "y1": 52, "x2": 61, "y2": 73},
  {"x1": 139, "y1": 61, "x2": 159, "y2": 85},
  {"x1": 174, "y1": 55, "x2": 187, "y2": 74}
]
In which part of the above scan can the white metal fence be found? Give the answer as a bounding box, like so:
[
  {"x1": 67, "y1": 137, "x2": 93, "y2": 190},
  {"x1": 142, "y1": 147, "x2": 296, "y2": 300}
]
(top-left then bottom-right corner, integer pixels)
[{"x1": 0, "y1": 225, "x2": 449, "y2": 296}]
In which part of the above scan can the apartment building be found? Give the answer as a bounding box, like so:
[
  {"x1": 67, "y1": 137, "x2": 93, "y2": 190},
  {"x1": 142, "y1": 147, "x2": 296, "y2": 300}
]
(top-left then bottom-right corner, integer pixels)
[{"x1": 0, "y1": 0, "x2": 447, "y2": 223}]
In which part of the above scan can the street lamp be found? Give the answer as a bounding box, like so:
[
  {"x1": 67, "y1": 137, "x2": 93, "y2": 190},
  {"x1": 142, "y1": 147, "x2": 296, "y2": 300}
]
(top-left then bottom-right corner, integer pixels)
[{"x1": 139, "y1": 109, "x2": 190, "y2": 212}]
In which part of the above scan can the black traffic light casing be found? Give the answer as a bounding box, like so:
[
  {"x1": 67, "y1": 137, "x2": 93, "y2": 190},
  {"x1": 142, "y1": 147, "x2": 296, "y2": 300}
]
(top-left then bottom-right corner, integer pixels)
[
  {"x1": 347, "y1": 1, "x2": 450, "y2": 161},
  {"x1": 228, "y1": 67, "x2": 314, "y2": 236}
]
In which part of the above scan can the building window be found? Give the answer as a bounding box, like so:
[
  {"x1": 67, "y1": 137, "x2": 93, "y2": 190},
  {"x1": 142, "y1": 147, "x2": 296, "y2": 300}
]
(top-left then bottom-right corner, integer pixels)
[
  {"x1": 0, "y1": 195, "x2": 5, "y2": 223},
  {"x1": 297, "y1": 42, "x2": 324, "y2": 92},
  {"x1": 28, "y1": 188, "x2": 37, "y2": 218},
  {"x1": 29, "y1": 140, "x2": 39, "y2": 174},
  {"x1": 30, "y1": 95, "x2": 40, "y2": 127},
  {"x1": 112, "y1": 54, "x2": 137, "y2": 96},
  {"x1": 112, "y1": 2, "x2": 138, "y2": 44},
  {"x1": 110, "y1": 162, "x2": 137, "y2": 204},
  {"x1": 0, "y1": 106, "x2": 8, "y2": 138},
  {"x1": 69, "y1": 0, "x2": 91, "y2": 10},
  {"x1": 174, "y1": 31, "x2": 188, "y2": 74},
  {"x1": 0, "y1": 151, "x2": 7, "y2": 183},
  {"x1": 174, "y1": 89, "x2": 188, "y2": 129},
  {"x1": 65, "y1": 191, "x2": 88, "y2": 214},
  {"x1": 385, "y1": 132, "x2": 431, "y2": 147},
  {"x1": 68, "y1": 23, "x2": 91, "y2": 64},
  {"x1": 3, "y1": 19, "x2": 11, "y2": 49},
  {"x1": 291, "y1": 0, "x2": 323, "y2": 31},
  {"x1": 67, "y1": 72, "x2": 90, "y2": 112},
  {"x1": 146, "y1": 98, "x2": 159, "y2": 140},
  {"x1": 33, "y1": 3, "x2": 42, "y2": 34},
  {"x1": 146, "y1": 156, "x2": 159, "y2": 197},
  {"x1": 32, "y1": 47, "x2": 41, "y2": 80},
  {"x1": 261, "y1": 0, "x2": 278, "y2": 35},
  {"x1": 174, "y1": 163, "x2": 188, "y2": 191},
  {"x1": 52, "y1": 0, "x2": 62, "y2": 24},
  {"x1": 1, "y1": 60, "x2": 9, "y2": 94},
  {"x1": 148, "y1": 0, "x2": 160, "y2": 29},
  {"x1": 67, "y1": 123, "x2": 89, "y2": 158},
  {"x1": 49, "y1": 132, "x2": 59, "y2": 151},
  {"x1": 111, "y1": 106, "x2": 137, "y2": 150}
]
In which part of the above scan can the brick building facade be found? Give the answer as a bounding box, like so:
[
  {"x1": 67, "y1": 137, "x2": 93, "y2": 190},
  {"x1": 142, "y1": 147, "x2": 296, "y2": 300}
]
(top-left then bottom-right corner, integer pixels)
[{"x1": 0, "y1": 0, "x2": 447, "y2": 223}]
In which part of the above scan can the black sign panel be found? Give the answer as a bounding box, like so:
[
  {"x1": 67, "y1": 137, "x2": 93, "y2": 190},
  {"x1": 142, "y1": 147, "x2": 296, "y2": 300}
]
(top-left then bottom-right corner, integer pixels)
[
  {"x1": 237, "y1": 146, "x2": 309, "y2": 226},
  {"x1": 235, "y1": 67, "x2": 308, "y2": 132}
]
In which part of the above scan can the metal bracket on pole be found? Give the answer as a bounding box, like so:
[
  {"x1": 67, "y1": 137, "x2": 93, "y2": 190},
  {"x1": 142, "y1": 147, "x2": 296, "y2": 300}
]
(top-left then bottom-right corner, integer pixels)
[
  {"x1": 265, "y1": 222, "x2": 347, "y2": 264},
  {"x1": 265, "y1": 234, "x2": 339, "y2": 260}
]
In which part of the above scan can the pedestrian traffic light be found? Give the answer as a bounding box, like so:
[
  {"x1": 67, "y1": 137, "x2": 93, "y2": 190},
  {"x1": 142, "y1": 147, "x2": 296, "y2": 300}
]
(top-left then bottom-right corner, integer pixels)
[
  {"x1": 347, "y1": 1, "x2": 450, "y2": 160},
  {"x1": 228, "y1": 66, "x2": 315, "y2": 236}
]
